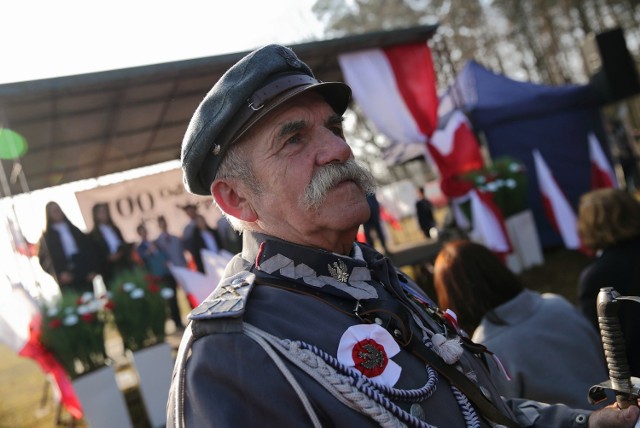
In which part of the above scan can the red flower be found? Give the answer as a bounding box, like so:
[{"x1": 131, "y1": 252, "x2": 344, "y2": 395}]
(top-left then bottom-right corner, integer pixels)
[
  {"x1": 148, "y1": 283, "x2": 160, "y2": 293},
  {"x1": 48, "y1": 319, "x2": 62, "y2": 329},
  {"x1": 76, "y1": 297, "x2": 83, "y2": 305},
  {"x1": 81, "y1": 313, "x2": 95, "y2": 323},
  {"x1": 104, "y1": 300, "x2": 115, "y2": 311}
]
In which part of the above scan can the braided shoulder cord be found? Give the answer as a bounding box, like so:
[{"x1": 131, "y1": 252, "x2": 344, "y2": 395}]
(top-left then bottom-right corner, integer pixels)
[
  {"x1": 296, "y1": 341, "x2": 438, "y2": 402},
  {"x1": 451, "y1": 386, "x2": 481, "y2": 428},
  {"x1": 411, "y1": 311, "x2": 481, "y2": 428}
]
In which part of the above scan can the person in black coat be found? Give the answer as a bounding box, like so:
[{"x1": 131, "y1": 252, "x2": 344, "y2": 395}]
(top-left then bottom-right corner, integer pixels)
[
  {"x1": 415, "y1": 186, "x2": 435, "y2": 239},
  {"x1": 88, "y1": 202, "x2": 135, "y2": 286},
  {"x1": 38, "y1": 201, "x2": 101, "y2": 294},
  {"x1": 184, "y1": 214, "x2": 222, "y2": 273},
  {"x1": 362, "y1": 193, "x2": 389, "y2": 253},
  {"x1": 577, "y1": 188, "x2": 640, "y2": 377}
]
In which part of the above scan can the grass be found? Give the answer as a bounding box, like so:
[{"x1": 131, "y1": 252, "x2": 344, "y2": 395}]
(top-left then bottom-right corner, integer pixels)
[{"x1": 0, "y1": 248, "x2": 589, "y2": 427}]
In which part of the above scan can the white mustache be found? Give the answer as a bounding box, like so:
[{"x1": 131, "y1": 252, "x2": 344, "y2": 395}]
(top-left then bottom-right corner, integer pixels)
[{"x1": 301, "y1": 159, "x2": 377, "y2": 209}]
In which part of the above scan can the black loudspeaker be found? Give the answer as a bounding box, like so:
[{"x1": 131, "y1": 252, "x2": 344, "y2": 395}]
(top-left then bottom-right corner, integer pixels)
[{"x1": 584, "y1": 27, "x2": 640, "y2": 103}]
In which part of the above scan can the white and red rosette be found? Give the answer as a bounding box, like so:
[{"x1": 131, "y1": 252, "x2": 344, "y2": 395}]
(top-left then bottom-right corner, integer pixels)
[{"x1": 337, "y1": 324, "x2": 401, "y2": 387}]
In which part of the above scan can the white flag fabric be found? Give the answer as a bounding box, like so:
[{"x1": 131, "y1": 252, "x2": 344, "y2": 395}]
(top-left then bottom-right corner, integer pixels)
[
  {"x1": 468, "y1": 189, "x2": 512, "y2": 253},
  {"x1": 532, "y1": 149, "x2": 580, "y2": 249},
  {"x1": 168, "y1": 265, "x2": 218, "y2": 308},
  {"x1": 0, "y1": 283, "x2": 39, "y2": 352},
  {"x1": 588, "y1": 132, "x2": 618, "y2": 189},
  {"x1": 338, "y1": 42, "x2": 438, "y2": 145},
  {"x1": 201, "y1": 248, "x2": 233, "y2": 278}
]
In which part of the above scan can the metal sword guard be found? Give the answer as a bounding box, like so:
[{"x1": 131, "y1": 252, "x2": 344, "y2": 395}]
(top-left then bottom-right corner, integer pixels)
[{"x1": 588, "y1": 287, "x2": 640, "y2": 408}]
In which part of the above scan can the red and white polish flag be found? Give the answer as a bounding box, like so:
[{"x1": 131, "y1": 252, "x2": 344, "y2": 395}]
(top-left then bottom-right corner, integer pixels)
[
  {"x1": 469, "y1": 189, "x2": 512, "y2": 254},
  {"x1": 427, "y1": 110, "x2": 485, "y2": 197},
  {"x1": 338, "y1": 42, "x2": 438, "y2": 144},
  {"x1": 0, "y1": 283, "x2": 83, "y2": 419},
  {"x1": 532, "y1": 149, "x2": 580, "y2": 249},
  {"x1": 588, "y1": 132, "x2": 618, "y2": 189}
]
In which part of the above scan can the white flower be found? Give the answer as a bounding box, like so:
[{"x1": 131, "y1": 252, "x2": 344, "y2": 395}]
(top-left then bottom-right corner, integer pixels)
[
  {"x1": 80, "y1": 291, "x2": 94, "y2": 304},
  {"x1": 485, "y1": 181, "x2": 499, "y2": 192},
  {"x1": 86, "y1": 299, "x2": 102, "y2": 313},
  {"x1": 130, "y1": 288, "x2": 145, "y2": 299},
  {"x1": 123, "y1": 282, "x2": 136, "y2": 292},
  {"x1": 508, "y1": 163, "x2": 521, "y2": 172},
  {"x1": 76, "y1": 305, "x2": 90, "y2": 315},
  {"x1": 47, "y1": 307, "x2": 59, "y2": 317},
  {"x1": 63, "y1": 314, "x2": 79, "y2": 326},
  {"x1": 64, "y1": 306, "x2": 74, "y2": 315},
  {"x1": 506, "y1": 179, "x2": 517, "y2": 188},
  {"x1": 336, "y1": 324, "x2": 401, "y2": 388},
  {"x1": 160, "y1": 288, "x2": 175, "y2": 299}
]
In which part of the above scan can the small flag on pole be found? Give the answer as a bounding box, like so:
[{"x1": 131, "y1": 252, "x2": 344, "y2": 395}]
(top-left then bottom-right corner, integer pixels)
[
  {"x1": 588, "y1": 132, "x2": 618, "y2": 189},
  {"x1": 532, "y1": 149, "x2": 580, "y2": 249}
]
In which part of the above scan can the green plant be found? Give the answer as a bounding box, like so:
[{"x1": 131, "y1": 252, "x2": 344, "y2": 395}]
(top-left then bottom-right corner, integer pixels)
[
  {"x1": 461, "y1": 156, "x2": 528, "y2": 218},
  {"x1": 107, "y1": 267, "x2": 171, "y2": 352},
  {"x1": 39, "y1": 292, "x2": 109, "y2": 379}
]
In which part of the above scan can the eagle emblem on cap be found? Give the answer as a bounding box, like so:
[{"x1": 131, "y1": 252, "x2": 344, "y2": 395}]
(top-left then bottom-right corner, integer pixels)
[{"x1": 328, "y1": 260, "x2": 349, "y2": 283}]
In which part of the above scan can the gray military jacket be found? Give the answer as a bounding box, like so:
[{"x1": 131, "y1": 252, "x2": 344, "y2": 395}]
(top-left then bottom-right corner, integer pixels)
[{"x1": 168, "y1": 232, "x2": 591, "y2": 427}]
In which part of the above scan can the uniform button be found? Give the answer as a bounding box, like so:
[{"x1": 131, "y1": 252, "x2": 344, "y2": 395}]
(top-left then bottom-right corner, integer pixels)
[
  {"x1": 575, "y1": 414, "x2": 587, "y2": 425},
  {"x1": 410, "y1": 404, "x2": 425, "y2": 421},
  {"x1": 374, "y1": 318, "x2": 383, "y2": 325},
  {"x1": 231, "y1": 278, "x2": 244, "y2": 285},
  {"x1": 393, "y1": 329, "x2": 402, "y2": 338}
]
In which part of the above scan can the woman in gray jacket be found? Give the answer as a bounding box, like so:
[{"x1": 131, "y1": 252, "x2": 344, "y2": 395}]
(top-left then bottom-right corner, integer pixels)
[{"x1": 433, "y1": 240, "x2": 608, "y2": 409}]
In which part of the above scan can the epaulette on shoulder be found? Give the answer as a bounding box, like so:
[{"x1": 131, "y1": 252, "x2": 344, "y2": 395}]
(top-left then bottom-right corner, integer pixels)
[{"x1": 188, "y1": 271, "x2": 256, "y2": 320}]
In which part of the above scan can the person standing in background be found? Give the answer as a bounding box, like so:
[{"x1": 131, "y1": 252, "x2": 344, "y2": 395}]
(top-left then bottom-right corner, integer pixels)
[
  {"x1": 184, "y1": 214, "x2": 222, "y2": 273},
  {"x1": 155, "y1": 215, "x2": 188, "y2": 268},
  {"x1": 136, "y1": 222, "x2": 184, "y2": 330},
  {"x1": 362, "y1": 193, "x2": 389, "y2": 253},
  {"x1": 89, "y1": 202, "x2": 135, "y2": 286},
  {"x1": 179, "y1": 203, "x2": 199, "y2": 246},
  {"x1": 38, "y1": 201, "x2": 101, "y2": 294},
  {"x1": 415, "y1": 186, "x2": 435, "y2": 239},
  {"x1": 577, "y1": 188, "x2": 640, "y2": 377}
]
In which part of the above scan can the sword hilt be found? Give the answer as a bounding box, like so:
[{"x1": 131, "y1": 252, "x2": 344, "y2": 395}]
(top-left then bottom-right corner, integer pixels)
[{"x1": 588, "y1": 287, "x2": 640, "y2": 408}]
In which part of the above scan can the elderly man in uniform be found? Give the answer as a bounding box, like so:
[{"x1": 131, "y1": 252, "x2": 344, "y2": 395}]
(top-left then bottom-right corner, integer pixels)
[{"x1": 168, "y1": 44, "x2": 638, "y2": 427}]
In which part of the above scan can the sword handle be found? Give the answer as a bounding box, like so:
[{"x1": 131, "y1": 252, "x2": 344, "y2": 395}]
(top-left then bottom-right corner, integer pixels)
[{"x1": 597, "y1": 287, "x2": 635, "y2": 409}]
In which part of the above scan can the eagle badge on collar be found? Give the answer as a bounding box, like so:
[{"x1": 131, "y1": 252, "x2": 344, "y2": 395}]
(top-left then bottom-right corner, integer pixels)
[{"x1": 328, "y1": 259, "x2": 349, "y2": 283}]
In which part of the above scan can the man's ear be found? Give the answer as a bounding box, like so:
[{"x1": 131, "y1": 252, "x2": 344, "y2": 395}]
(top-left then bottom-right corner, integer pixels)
[{"x1": 211, "y1": 180, "x2": 258, "y2": 223}]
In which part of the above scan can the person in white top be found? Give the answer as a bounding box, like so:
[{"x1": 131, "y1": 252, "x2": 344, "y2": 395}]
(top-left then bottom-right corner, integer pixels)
[{"x1": 89, "y1": 202, "x2": 134, "y2": 285}]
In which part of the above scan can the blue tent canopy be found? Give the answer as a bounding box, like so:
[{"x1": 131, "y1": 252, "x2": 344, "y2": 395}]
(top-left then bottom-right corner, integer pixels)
[{"x1": 446, "y1": 61, "x2": 610, "y2": 247}]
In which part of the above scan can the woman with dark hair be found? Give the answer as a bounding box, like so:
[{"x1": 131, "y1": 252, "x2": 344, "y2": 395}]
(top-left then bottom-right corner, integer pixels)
[
  {"x1": 577, "y1": 188, "x2": 640, "y2": 377},
  {"x1": 38, "y1": 201, "x2": 101, "y2": 293},
  {"x1": 89, "y1": 202, "x2": 134, "y2": 285},
  {"x1": 433, "y1": 240, "x2": 607, "y2": 409}
]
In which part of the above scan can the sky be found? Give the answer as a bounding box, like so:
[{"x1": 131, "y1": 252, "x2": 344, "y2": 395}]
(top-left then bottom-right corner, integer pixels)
[
  {"x1": 0, "y1": 0, "x2": 324, "y2": 85},
  {"x1": 0, "y1": 0, "x2": 326, "y2": 294}
]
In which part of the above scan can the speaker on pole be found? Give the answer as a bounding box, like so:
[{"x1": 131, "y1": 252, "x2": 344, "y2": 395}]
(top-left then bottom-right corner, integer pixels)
[{"x1": 584, "y1": 27, "x2": 640, "y2": 103}]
